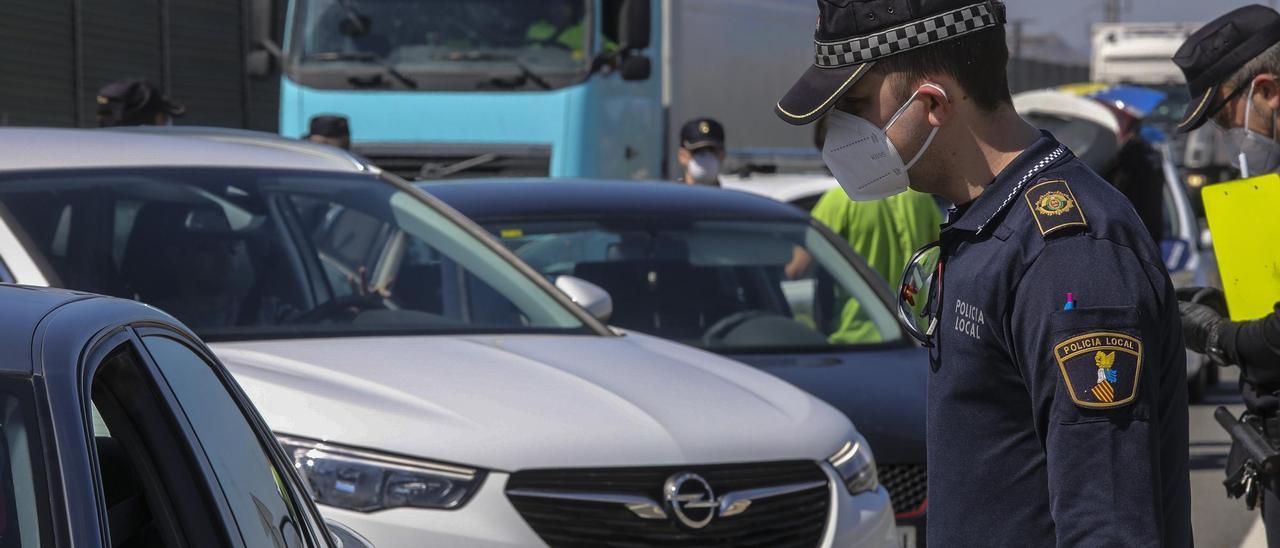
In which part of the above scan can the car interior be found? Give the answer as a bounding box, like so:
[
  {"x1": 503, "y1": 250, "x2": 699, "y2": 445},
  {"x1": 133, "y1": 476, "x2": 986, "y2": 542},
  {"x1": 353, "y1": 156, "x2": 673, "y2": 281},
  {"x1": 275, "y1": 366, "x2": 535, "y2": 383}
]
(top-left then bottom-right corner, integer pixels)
[{"x1": 0, "y1": 173, "x2": 562, "y2": 336}]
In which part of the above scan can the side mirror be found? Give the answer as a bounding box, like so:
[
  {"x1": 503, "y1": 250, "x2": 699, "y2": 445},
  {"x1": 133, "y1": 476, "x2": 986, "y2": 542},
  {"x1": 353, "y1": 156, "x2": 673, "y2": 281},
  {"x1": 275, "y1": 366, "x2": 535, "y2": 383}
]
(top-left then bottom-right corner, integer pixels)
[
  {"x1": 618, "y1": 0, "x2": 651, "y2": 51},
  {"x1": 246, "y1": 49, "x2": 276, "y2": 79},
  {"x1": 555, "y1": 275, "x2": 613, "y2": 323},
  {"x1": 327, "y1": 519, "x2": 375, "y2": 548},
  {"x1": 1200, "y1": 227, "x2": 1213, "y2": 250},
  {"x1": 620, "y1": 55, "x2": 651, "y2": 81},
  {"x1": 246, "y1": 0, "x2": 282, "y2": 78}
]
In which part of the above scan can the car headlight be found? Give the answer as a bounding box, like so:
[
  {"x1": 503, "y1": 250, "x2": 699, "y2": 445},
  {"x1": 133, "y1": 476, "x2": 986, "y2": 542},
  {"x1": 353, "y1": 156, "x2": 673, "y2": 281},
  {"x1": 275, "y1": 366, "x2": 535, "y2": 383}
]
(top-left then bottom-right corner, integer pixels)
[
  {"x1": 278, "y1": 435, "x2": 484, "y2": 512},
  {"x1": 828, "y1": 439, "x2": 879, "y2": 496}
]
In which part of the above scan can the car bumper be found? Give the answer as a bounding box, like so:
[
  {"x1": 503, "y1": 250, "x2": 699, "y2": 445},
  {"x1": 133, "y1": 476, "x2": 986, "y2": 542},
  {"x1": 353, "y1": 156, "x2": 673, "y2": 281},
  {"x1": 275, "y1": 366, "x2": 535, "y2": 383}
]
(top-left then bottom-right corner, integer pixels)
[{"x1": 317, "y1": 464, "x2": 898, "y2": 548}]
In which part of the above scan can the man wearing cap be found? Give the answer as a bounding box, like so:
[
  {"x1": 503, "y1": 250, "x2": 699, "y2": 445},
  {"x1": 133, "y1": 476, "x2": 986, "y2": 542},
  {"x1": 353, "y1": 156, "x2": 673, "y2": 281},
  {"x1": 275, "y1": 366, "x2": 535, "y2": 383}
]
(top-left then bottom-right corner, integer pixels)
[
  {"x1": 776, "y1": 1, "x2": 1190, "y2": 545},
  {"x1": 1173, "y1": 5, "x2": 1280, "y2": 542},
  {"x1": 96, "y1": 79, "x2": 185, "y2": 127},
  {"x1": 306, "y1": 115, "x2": 352, "y2": 150},
  {"x1": 676, "y1": 118, "x2": 726, "y2": 186}
]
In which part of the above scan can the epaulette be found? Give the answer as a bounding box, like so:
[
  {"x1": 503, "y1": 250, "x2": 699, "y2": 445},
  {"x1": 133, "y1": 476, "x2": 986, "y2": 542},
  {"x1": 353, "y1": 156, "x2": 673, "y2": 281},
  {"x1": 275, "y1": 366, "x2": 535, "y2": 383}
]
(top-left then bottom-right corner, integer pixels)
[{"x1": 1024, "y1": 179, "x2": 1088, "y2": 238}]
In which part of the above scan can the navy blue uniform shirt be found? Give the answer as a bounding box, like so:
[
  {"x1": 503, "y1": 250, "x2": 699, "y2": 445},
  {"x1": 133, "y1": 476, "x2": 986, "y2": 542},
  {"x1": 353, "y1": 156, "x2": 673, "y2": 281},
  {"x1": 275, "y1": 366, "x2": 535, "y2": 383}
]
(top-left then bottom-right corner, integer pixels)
[{"x1": 927, "y1": 132, "x2": 1191, "y2": 547}]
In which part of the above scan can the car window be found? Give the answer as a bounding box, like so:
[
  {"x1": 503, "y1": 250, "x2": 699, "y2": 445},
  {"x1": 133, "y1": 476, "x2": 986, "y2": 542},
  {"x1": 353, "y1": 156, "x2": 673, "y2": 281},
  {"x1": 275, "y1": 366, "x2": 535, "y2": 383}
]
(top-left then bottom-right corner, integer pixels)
[
  {"x1": 0, "y1": 378, "x2": 49, "y2": 548},
  {"x1": 0, "y1": 168, "x2": 588, "y2": 340},
  {"x1": 90, "y1": 344, "x2": 226, "y2": 547},
  {"x1": 141, "y1": 335, "x2": 306, "y2": 548},
  {"x1": 489, "y1": 219, "x2": 903, "y2": 351}
]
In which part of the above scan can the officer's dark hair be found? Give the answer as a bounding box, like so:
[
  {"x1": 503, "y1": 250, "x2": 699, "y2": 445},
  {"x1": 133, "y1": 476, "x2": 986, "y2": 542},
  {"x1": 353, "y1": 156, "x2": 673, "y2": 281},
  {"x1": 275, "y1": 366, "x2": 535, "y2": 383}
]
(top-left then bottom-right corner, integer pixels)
[
  {"x1": 872, "y1": 26, "x2": 1013, "y2": 112},
  {"x1": 1225, "y1": 42, "x2": 1280, "y2": 91}
]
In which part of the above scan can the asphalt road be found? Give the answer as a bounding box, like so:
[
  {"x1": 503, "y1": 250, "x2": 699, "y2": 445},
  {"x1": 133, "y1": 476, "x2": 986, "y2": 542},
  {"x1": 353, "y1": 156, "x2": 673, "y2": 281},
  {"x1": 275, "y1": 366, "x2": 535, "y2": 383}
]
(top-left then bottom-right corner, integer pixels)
[{"x1": 1190, "y1": 366, "x2": 1261, "y2": 548}]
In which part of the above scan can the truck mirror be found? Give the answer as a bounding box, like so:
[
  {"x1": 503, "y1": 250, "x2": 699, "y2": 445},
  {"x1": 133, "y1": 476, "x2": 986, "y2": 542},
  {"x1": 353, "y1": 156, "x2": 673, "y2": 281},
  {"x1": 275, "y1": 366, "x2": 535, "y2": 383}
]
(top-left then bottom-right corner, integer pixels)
[
  {"x1": 249, "y1": 0, "x2": 276, "y2": 45},
  {"x1": 620, "y1": 55, "x2": 651, "y2": 81},
  {"x1": 619, "y1": 0, "x2": 651, "y2": 51},
  {"x1": 246, "y1": 50, "x2": 275, "y2": 79}
]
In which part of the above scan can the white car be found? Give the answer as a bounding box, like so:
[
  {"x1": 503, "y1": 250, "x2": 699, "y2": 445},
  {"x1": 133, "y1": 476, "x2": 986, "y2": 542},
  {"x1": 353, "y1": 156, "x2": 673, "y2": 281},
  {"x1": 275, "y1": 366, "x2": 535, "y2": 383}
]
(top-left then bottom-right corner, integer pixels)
[{"x1": 0, "y1": 128, "x2": 897, "y2": 548}]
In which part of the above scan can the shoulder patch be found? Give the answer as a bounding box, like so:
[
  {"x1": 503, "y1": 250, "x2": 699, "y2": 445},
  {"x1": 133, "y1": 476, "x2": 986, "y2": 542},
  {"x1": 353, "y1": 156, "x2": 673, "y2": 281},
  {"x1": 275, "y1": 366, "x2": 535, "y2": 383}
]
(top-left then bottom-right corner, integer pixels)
[
  {"x1": 1054, "y1": 332, "x2": 1143, "y2": 409},
  {"x1": 1024, "y1": 179, "x2": 1087, "y2": 237}
]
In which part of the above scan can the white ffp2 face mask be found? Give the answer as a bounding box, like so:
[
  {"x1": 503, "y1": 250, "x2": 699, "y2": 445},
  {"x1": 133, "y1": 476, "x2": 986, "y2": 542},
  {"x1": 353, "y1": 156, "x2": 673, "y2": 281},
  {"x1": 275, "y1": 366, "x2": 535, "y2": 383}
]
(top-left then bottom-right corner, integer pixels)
[
  {"x1": 822, "y1": 84, "x2": 946, "y2": 201},
  {"x1": 687, "y1": 150, "x2": 722, "y2": 186},
  {"x1": 1226, "y1": 80, "x2": 1280, "y2": 178}
]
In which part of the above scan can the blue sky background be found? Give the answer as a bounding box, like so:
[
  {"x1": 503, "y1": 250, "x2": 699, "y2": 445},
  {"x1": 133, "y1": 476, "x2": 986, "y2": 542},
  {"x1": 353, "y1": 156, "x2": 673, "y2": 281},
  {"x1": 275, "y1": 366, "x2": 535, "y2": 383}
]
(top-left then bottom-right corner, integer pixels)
[{"x1": 1009, "y1": 0, "x2": 1276, "y2": 52}]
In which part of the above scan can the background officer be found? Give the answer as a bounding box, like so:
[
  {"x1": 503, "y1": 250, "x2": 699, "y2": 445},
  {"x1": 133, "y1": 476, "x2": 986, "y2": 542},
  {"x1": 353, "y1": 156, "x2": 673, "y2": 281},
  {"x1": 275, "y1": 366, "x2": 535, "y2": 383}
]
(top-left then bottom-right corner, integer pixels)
[
  {"x1": 676, "y1": 117, "x2": 726, "y2": 186},
  {"x1": 305, "y1": 114, "x2": 352, "y2": 150},
  {"x1": 1174, "y1": 5, "x2": 1280, "y2": 543},
  {"x1": 96, "y1": 79, "x2": 185, "y2": 127},
  {"x1": 774, "y1": 0, "x2": 1190, "y2": 544}
]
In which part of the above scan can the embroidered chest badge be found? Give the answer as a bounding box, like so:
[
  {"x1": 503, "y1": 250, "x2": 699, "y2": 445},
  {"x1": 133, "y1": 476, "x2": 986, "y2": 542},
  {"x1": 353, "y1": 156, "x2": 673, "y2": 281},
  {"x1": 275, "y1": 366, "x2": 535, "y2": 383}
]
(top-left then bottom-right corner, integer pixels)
[
  {"x1": 1054, "y1": 332, "x2": 1142, "y2": 409},
  {"x1": 1025, "y1": 179, "x2": 1087, "y2": 237}
]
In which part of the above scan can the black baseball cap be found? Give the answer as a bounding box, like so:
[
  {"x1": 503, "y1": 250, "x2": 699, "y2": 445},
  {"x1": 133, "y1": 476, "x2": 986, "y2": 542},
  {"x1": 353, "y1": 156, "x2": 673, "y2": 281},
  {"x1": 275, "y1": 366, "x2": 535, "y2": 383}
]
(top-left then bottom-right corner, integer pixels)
[
  {"x1": 307, "y1": 115, "x2": 351, "y2": 139},
  {"x1": 680, "y1": 118, "x2": 725, "y2": 151},
  {"x1": 776, "y1": 0, "x2": 1006, "y2": 126},
  {"x1": 96, "y1": 79, "x2": 185, "y2": 127},
  {"x1": 1172, "y1": 5, "x2": 1280, "y2": 133}
]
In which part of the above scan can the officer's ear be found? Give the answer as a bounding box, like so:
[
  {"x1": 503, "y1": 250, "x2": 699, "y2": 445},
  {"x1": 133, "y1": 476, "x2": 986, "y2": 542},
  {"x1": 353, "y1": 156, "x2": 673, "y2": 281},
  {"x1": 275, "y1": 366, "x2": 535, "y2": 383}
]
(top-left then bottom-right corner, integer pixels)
[
  {"x1": 1255, "y1": 73, "x2": 1280, "y2": 112},
  {"x1": 917, "y1": 80, "x2": 953, "y2": 129}
]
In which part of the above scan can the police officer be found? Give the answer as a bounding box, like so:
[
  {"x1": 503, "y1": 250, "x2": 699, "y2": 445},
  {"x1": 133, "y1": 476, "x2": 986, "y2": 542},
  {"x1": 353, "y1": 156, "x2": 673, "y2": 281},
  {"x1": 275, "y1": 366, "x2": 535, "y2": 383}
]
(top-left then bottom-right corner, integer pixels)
[
  {"x1": 96, "y1": 79, "x2": 185, "y2": 127},
  {"x1": 676, "y1": 118, "x2": 726, "y2": 186},
  {"x1": 775, "y1": 0, "x2": 1190, "y2": 544},
  {"x1": 305, "y1": 115, "x2": 352, "y2": 150},
  {"x1": 1174, "y1": 5, "x2": 1280, "y2": 543}
]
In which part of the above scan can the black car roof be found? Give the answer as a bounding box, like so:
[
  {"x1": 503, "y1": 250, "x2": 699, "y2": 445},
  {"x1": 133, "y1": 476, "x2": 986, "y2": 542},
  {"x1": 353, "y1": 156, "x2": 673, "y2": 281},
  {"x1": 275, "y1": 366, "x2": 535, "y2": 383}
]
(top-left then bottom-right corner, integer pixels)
[
  {"x1": 0, "y1": 285, "x2": 185, "y2": 375},
  {"x1": 418, "y1": 179, "x2": 811, "y2": 223}
]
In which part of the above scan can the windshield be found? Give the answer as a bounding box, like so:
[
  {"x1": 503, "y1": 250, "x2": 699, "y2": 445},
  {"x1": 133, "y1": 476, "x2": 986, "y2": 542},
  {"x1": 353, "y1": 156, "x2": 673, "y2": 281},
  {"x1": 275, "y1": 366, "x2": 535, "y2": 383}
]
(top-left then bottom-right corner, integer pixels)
[
  {"x1": 483, "y1": 219, "x2": 903, "y2": 352},
  {"x1": 293, "y1": 0, "x2": 593, "y2": 90},
  {"x1": 0, "y1": 168, "x2": 587, "y2": 339}
]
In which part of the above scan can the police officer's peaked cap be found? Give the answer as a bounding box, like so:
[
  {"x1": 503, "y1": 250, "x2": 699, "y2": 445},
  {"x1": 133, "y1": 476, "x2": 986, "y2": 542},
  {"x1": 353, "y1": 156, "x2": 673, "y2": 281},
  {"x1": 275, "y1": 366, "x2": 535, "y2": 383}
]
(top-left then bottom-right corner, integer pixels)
[
  {"x1": 308, "y1": 115, "x2": 351, "y2": 139},
  {"x1": 776, "y1": 0, "x2": 1007, "y2": 126},
  {"x1": 680, "y1": 118, "x2": 725, "y2": 151},
  {"x1": 96, "y1": 79, "x2": 185, "y2": 127},
  {"x1": 1173, "y1": 5, "x2": 1280, "y2": 133}
]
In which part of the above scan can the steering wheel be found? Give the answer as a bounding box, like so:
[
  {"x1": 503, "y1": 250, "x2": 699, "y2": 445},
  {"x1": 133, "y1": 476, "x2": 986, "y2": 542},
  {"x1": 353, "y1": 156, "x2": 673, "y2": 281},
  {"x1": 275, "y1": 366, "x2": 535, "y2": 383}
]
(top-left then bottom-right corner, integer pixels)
[
  {"x1": 702, "y1": 311, "x2": 779, "y2": 347},
  {"x1": 291, "y1": 294, "x2": 398, "y2": 324}
]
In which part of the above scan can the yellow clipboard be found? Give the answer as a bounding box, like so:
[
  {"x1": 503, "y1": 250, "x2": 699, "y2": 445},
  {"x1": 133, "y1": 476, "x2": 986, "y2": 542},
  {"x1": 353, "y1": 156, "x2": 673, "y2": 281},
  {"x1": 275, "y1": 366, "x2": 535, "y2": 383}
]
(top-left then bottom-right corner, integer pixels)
[{"x1": 1202, "y1": 174, "x2": 1280, "y2": 321}]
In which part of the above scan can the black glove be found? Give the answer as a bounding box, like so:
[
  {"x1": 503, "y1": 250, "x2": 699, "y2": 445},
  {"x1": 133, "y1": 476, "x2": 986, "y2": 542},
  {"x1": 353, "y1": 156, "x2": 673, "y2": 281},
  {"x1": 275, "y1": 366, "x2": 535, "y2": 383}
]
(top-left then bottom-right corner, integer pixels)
[{"x1": 1179, "y1": 300, "x2": 1226, "y2": 355}]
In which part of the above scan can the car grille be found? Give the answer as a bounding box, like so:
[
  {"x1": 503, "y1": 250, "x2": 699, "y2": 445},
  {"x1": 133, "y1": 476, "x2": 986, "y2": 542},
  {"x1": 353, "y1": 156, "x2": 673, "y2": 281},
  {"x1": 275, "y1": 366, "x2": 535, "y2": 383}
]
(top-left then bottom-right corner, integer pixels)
[
  {"x1": 878, "y1": 463, "x2": 927, "y2": 517},
  {"x1": 506, "y1": 461, "x2": 831, "y2": 548}
]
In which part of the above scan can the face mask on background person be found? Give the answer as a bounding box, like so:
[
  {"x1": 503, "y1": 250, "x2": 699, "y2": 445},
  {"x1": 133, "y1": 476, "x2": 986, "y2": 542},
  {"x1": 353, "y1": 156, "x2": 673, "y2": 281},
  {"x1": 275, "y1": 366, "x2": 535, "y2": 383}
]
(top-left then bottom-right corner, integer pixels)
[
  {"x1": 822, "y1": 83, "x2": 947, "y2": 201},
  {"x1": 687, "y1": 150, "x2": 722, "y2": 185},
  {"x1": 1225, "y1": 80, "x2": 1280, "y2": 178}
]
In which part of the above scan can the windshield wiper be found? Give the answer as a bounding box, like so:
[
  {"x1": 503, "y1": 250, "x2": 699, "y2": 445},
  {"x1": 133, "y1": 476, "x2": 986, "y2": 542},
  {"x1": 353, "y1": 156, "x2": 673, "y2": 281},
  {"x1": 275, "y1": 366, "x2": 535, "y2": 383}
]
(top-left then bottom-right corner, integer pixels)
[
  {"x1": 305, "y1": 51, "x2": 419, "y2": 90},
  {"x1": 452, "y1": 52, "x2": 553, "y2": 91}
]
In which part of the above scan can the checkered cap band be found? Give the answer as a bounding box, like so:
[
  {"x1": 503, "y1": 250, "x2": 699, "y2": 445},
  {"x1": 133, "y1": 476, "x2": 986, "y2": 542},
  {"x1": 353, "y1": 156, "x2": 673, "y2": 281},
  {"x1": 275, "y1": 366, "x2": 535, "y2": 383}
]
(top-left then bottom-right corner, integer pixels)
[{"x1": 814, "y1": 2, "x2": 997, "y2": 68}]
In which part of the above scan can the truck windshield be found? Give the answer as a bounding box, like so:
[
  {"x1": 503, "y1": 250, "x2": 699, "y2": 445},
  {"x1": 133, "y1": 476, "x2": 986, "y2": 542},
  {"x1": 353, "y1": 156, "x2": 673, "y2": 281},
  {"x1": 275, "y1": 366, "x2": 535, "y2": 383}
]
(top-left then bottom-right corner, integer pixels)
[
  {"x1": 0, "y1": 168, "x2": 590, "y2": 340},
  {"x1": 293, "y1": 0, "x2": 593, "y2": 90}
]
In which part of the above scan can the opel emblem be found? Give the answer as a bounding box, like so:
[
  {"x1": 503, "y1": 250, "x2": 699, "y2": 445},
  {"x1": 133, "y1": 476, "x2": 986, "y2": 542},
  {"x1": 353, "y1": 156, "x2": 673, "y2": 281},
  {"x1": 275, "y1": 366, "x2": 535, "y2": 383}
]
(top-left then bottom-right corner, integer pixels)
[{"x1": 663, "y1": 473, "x2": 718, "y2": 529}]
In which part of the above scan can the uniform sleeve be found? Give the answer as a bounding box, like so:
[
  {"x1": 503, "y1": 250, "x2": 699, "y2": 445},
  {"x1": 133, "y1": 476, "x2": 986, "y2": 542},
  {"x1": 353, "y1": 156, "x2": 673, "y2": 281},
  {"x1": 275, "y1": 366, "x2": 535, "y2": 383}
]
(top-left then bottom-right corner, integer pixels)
[
  {"x1": 1222, "y1": 302, "x2": 1280, "y2": 384},
  {"x1": 1009, "y1": 235, "x2": 1174, "y2": 547}
]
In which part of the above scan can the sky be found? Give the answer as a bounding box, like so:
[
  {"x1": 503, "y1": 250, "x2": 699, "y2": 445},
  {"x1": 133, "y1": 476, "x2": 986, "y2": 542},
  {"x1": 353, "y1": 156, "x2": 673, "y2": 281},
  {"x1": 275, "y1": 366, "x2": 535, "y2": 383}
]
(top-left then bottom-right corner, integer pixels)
[{"x1": 1008, "y1": 0, "x2": 1277, "y2": 53}]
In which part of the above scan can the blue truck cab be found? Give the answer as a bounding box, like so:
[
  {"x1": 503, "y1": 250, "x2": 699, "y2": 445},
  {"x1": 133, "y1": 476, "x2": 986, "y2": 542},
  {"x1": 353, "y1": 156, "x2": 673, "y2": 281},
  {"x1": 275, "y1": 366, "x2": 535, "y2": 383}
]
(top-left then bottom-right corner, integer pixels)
[{"x1": 268, "y1": 0, "x2": 662, "y2": 180}]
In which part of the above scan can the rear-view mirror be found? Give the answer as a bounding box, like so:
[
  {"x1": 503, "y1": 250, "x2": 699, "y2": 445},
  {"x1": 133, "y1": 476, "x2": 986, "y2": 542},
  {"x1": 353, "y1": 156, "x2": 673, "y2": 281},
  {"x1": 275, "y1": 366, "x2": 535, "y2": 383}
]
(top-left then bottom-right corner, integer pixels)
[
  {"x1": 555, "y1": 275, "x2": 614, "y2": 323},
  {"x1": 620, "y1": 55, "x2": 651, "y2": 81},
  {"x1": 619, "y1": 0, "x2": 651, "y2": 51}
]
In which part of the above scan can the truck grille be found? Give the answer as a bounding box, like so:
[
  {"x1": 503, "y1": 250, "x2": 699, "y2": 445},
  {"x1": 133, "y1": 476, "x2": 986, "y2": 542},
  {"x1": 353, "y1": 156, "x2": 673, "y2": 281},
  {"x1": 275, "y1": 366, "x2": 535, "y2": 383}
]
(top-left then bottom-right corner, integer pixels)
[
  {"x1": 354, "y1": 142, "x2": 552, "y2": 181},
  {"x1": 506, "y1": 461, "x2": 830, "y2": 548},
  {"x1": 878, "y1": 463, "x2": 927, "y2": 517}
]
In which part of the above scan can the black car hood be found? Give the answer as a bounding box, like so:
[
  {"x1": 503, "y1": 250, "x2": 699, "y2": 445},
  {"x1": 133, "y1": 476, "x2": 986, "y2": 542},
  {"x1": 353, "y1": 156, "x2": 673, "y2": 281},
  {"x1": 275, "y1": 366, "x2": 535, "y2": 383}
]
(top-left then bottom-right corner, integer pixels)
[{"x1": 729, "y1": 345, "x2": 928, "y2": 465}]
